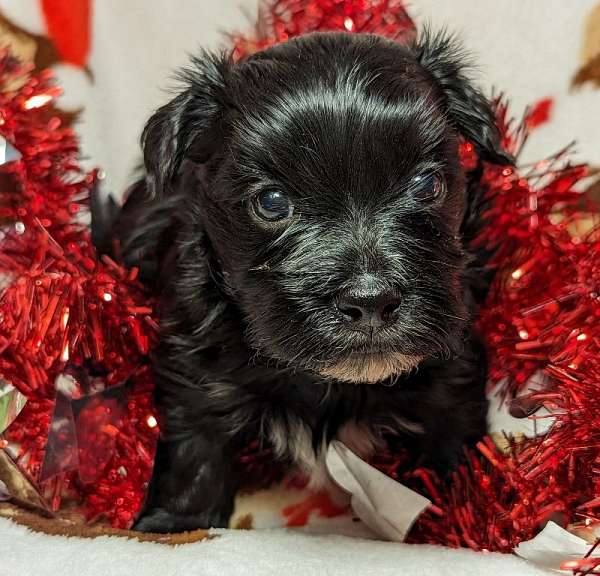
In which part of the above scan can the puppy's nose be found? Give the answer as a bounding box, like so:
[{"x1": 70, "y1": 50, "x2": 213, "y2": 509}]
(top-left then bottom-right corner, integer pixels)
[{"x1": 337, "y1": 288, "x2": 402, "y2": 329}]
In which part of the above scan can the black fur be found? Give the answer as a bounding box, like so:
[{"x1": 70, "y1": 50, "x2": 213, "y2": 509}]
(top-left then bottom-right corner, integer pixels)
[{"x1": 95, "y1": 31, "x2": 511, "y2": 533}]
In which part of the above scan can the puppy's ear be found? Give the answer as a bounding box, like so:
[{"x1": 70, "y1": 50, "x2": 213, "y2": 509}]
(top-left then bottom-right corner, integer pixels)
[
  {"x1": 142, "y1": 50, "x2": 231, "y2": 197},
  {"x1": 413, "y1": 30, "x2": 513, "y2": 165}
]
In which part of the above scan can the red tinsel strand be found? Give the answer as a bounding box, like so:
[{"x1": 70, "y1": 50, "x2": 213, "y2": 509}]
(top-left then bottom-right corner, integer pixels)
[
  {"x1": 561, "y1": 539, "x2": 600, "y2": 574},
  {"x1": 78, "y1": 367, "x2": 158, "y2": 527},
  {"x1": 0, "y1": 53, "x2": 158, "y2": 527},
  {"x1": 230, "y1": 0, "x2": 415, "y2": 59},
  {"x1": 471, "y1": 101, "x2": 595, "y2": 395}
]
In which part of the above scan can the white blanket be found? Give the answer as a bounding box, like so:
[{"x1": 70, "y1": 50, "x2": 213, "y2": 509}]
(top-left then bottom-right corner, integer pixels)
[{"x1": 1, "y1": 517, "x2": 552, "y2": 576}]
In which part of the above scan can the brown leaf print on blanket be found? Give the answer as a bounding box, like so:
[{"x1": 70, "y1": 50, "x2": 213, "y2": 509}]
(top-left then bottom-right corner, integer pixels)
[{"x1": 572, "y1": 3, "x2": 600, "y2": 89}]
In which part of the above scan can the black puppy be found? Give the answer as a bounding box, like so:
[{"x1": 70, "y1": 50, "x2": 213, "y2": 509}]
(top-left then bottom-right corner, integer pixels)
[{"x1": 101, "y1": 30, "x2": 511, "y2": 533}]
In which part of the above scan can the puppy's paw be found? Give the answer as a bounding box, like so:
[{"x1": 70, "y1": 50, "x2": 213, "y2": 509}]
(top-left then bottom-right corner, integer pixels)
[{"x1": 133, "y1": 507, "x2": 229, "y2": 533}]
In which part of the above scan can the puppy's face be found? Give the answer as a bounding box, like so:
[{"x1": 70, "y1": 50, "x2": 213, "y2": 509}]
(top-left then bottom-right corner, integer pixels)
[{"x1": 143, "y1": 32, "x2": 509, "y2": 383}]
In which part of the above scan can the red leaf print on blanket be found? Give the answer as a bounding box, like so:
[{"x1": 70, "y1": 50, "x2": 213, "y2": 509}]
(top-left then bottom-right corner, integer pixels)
[
  {"x1": 41, "y1": 0, "x2": 91, "y2": 68},
  {"x1": 282, "y1": 491, "x2": 348, "y2": 527}
]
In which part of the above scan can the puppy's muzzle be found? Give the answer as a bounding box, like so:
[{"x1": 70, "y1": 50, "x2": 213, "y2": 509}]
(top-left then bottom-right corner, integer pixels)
[{"x1": 320, "y1": 352, "x2": 422, "y2": 383}]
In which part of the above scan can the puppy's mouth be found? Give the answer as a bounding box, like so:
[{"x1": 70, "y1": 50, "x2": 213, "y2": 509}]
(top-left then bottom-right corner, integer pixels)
[{"x1": 318, "y1": 351, "x2": 423, "y2": 384}]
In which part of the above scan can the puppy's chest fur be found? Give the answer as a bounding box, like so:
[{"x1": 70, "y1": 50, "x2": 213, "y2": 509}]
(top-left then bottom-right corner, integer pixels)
[
  {"x1": 256, "y1": 379, "x2": 426, "y2": 487},
  {"x1": 190, "y1": 338, "x2": 432, "y2": 485},
  {"x1": 267, "y1": 418, "x2": 381, "y2": 487}
]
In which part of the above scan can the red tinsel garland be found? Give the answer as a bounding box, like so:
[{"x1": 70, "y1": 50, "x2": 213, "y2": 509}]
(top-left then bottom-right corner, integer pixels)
[
  {"x1": 0, "y1": 54, "x2": 158, "y2": 526},
  {"x1": 230, "y1": 0, "x2": 415, "y2": 59},
  {"x1": 0, "y1": 1, "x2": 599, "y2": 568}
]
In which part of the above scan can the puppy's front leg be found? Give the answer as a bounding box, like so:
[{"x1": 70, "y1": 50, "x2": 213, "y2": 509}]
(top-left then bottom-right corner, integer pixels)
[
  {"x1": 424, "y1": 341, "x2": 488, "y2": 472},
  {"x1": 134, "y1": 431, "x2": 237, "y2": 533},
  {"x1": 401, "y1": 335, "x2": 488, "y2": 473}
]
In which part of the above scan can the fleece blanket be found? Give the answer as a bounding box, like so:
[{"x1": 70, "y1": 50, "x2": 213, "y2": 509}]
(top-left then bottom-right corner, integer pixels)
[{"x1": 0, "y1": 516, "x2": 553, "y2": 576}]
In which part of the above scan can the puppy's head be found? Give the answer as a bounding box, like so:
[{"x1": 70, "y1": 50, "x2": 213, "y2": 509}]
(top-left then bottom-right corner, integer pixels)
[{"x1": 142, "y1": 31, "x2": 510, "y2": 383}]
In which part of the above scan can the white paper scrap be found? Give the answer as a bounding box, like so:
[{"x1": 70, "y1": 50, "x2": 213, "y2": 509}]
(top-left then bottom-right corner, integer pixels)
[
  {"x1": 325, "y1": 440, "x2": 431, "y2": 542},
  {"x1": 515, "y1": 521, "x2": 600, "y2": 572}
]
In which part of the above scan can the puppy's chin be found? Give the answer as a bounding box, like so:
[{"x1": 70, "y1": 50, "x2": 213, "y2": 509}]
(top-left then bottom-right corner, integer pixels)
[{"x1": 318, "y1": 352, "x2": 423, "y2": 384}]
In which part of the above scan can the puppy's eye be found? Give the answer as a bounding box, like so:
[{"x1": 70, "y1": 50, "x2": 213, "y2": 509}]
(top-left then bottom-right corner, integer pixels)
[
  {"x1": 253, "y1": 190, "x2": 294, "y2": 222},
  {"x1": 411, "y1": 173, "x2": 444, "y2": 201}
]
